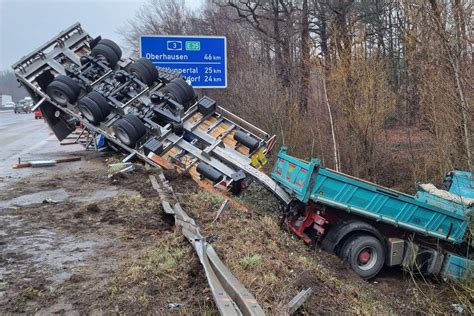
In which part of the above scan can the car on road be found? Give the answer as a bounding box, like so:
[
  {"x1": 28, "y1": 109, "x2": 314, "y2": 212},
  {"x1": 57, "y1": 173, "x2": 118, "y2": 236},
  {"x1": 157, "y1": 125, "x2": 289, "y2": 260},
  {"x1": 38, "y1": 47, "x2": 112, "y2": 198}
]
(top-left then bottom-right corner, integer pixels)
[
  {"x1": 3, "y1": 101, "x2": 15, "y2": 109},
  {"x1": 14, "y1": 99, "x2": 32, "y2": 113},
  {"x1": 34, "y1": 108, "x2": 43, "y2": 119}
]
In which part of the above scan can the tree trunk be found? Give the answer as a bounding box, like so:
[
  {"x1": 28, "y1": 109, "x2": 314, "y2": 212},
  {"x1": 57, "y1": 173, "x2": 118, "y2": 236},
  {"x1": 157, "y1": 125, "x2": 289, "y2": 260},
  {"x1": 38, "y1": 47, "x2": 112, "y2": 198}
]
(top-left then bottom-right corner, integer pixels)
[
  {"x1": 429, "y1": 0, "x2": 472, "y2": 170},
  {"x1": 272, "y1": 0, "x2": 284, "y2": 84},
  {"x1": 299, "y1": 0, "x2": 310, "y2": 112}
]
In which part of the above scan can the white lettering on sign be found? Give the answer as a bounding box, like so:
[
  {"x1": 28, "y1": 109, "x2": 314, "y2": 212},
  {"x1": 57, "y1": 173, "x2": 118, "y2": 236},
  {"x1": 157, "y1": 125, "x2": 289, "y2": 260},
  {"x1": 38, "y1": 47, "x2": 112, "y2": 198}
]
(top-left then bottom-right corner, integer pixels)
[{"x1": 145, "y1": 53, "x2": 189, "y2": 61}]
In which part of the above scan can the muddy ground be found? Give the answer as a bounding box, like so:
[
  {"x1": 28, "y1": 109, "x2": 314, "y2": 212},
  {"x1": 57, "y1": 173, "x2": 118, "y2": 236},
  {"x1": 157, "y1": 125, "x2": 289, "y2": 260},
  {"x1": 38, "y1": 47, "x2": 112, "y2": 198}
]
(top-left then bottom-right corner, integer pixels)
[{"x1": 0, "y1": 151, "x2": 464, "y2": 314}]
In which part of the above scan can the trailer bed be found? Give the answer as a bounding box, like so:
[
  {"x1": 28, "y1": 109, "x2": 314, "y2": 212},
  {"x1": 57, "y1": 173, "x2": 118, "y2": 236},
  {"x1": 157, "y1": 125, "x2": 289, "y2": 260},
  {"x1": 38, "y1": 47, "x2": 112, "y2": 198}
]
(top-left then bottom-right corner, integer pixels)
[{"x1": 12, "y1": 23, "x2": 290, "y2": 205}]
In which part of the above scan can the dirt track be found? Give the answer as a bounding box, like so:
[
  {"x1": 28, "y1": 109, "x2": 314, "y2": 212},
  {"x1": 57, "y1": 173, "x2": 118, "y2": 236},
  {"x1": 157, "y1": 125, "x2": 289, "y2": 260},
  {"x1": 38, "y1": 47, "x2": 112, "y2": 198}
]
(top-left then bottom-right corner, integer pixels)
[{"x1": 0, "y1": 146, "x2": 459, "y2": 314}]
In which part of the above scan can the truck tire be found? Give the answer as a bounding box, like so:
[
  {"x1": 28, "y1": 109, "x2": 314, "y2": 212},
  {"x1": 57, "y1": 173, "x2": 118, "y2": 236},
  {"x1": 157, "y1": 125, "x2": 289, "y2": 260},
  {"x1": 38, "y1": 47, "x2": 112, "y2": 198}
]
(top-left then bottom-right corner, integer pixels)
[
  {"x1": 98, "y1": 39, "x2": 122, "y2": 60},
  {"x1": 78, "y1": 96, "x2": 104, "y2": 125},
  {"x1": 86, "y1": 91, "x2": 111, "y2": 118},
  {"x1": 55, "y1": 75, "x2": 81, "y2": 96},
  {"x1": 91, "y1": 42, "x2": 119, "y2": 67},
  {"x1": 123, "y1": 114, "x2": 146, "y2": 137},
  {"x1": 47, "y1": 80, "x2": 79, "y2": 105},
  {"x1": 172, "y1": 77, "x2": 196, "y2": 104},
  {"x1": 137, "y1": 58, "x2": 159, "y2": 83},
  {"x1": 161, "y1": 78, "x2": 196, "y2": 107},
  {"x1": 129, "y1": 58, "x2": 157, "y2": 86},
  {"x1": 113, "y1": 118, "x2": 140, "y2": 147},
  {"x1": 341, "y1": 235, "x2": 385, "y2": 279}
]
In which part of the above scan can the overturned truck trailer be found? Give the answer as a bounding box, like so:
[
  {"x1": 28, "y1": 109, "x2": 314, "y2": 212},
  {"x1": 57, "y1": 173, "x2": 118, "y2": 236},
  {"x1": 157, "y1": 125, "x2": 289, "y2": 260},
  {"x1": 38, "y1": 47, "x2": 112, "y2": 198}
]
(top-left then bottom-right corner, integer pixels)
[
  {"x1": 12, "y1": 23, "x2": 299, "y2": 315},
  {"x1": 12, "y1": 22, "x2": 291, "y2": 205}
]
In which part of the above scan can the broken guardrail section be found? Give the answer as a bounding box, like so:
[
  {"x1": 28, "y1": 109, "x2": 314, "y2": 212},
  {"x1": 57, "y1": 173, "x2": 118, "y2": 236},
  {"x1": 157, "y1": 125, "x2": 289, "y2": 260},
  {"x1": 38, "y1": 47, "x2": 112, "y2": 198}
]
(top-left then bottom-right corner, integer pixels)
[{"x1": 149, "y1": 171, "x2": 265, "y2": 315}]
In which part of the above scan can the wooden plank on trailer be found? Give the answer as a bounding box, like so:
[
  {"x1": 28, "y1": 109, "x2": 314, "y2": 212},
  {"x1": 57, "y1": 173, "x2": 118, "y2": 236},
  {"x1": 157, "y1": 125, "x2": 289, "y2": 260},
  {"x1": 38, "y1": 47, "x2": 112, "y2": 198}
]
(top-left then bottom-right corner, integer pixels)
[
  {"x1": 210, "y1": 123, "x2": 229, "y2": 138},
  {"x1": 147, "y1": 152, "x2": 175, "y2": 170},
  {"x1": 186, "y1": 112, "x2": 202, "y2": 124}
]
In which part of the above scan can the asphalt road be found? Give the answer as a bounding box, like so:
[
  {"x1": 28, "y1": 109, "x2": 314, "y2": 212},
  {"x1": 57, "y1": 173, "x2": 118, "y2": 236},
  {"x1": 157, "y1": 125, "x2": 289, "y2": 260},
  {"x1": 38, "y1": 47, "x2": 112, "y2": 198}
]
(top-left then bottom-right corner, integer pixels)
[{"x1": 0, "y1": 110, "x2": 83, "y2": 188}]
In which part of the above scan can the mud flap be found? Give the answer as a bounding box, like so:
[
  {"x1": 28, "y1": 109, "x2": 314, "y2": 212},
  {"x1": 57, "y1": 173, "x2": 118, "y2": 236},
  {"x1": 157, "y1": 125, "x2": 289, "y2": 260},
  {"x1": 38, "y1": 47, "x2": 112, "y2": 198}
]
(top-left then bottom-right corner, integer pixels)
[{"x1": 41, "y1": 101, "x2": 76, "y2": 141}]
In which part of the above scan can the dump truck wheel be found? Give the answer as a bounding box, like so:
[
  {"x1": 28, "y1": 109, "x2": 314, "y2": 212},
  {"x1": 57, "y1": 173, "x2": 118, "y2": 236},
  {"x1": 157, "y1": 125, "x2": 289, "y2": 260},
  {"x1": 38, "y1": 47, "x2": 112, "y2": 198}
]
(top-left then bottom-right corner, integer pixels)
[
  {"x1": 78, "y1": 96, "x2": 104, "y2": 125},
  {"x1": 98, "y1": 39, "x2": 122, "y2": 60},
  {"x1": 91, "y1": 43, "x2": 119, "y2": 67},
  {"x1": 86, "y1": 91, "x2": 111, "y2": 118},
  {"x1": 123, "y1": 114, "x2": 146, "y2": 138},
  {"x1": 113, "y1": 118, "x2": 140, "y2": 147},
  {"x1": 341, "y1": 235, "x2": 385, "y2": 279},
  {"x1": 129, "y1": 59, "x2": 156, "y2": 86},
  {"x1": 47, "y1": 80, "x2": 78, "y2": 105},
  {"x1": 54, "y1": 75, "x2": 81, "y2": 96}
]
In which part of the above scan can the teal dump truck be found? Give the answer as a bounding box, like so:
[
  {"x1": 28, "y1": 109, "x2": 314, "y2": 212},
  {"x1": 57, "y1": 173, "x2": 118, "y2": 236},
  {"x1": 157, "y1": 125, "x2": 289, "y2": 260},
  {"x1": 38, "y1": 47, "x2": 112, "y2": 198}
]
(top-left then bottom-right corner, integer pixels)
[{"x1": 271, "y1": 147, "x2": 473, "y2": 280}]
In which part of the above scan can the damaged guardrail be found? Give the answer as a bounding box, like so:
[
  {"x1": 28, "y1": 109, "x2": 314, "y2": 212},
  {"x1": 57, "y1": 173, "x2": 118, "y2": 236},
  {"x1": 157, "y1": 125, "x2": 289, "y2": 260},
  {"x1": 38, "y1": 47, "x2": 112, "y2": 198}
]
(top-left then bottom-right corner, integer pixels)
[{"x1": 149, "y1": 171, "x2": 265, "y2": 315}]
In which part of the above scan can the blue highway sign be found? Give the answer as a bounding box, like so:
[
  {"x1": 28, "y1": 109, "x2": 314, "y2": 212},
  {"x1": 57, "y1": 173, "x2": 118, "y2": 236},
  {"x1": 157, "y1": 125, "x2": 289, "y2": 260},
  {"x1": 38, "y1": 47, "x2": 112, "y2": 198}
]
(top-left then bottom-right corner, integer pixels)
[{"x1": 140, "y1": 35, "x2": 227, "y2": 88}]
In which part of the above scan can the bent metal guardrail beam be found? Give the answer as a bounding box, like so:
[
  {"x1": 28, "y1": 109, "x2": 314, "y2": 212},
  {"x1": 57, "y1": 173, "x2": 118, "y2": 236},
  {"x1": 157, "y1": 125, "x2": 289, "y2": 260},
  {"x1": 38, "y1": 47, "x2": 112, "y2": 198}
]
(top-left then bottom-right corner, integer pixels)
[{"x1": 149, "y1": 171, "x2": 265, "y2": 315}]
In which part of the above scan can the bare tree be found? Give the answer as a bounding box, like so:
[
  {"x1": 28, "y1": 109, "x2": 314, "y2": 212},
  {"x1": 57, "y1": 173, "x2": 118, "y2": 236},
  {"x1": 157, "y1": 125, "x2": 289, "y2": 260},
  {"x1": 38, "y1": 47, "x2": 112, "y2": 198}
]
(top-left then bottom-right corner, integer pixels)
[{"x1": 120, "y1": 0, "x2": 193, "y2": 53}]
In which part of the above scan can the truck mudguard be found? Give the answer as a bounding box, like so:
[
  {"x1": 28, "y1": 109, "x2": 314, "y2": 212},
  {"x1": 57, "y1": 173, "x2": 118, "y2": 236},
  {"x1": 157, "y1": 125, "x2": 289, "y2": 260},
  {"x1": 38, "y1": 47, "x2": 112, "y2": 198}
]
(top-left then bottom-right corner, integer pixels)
[{"x1": 321, "y1": 219, "x2": 386, "y2": 253}]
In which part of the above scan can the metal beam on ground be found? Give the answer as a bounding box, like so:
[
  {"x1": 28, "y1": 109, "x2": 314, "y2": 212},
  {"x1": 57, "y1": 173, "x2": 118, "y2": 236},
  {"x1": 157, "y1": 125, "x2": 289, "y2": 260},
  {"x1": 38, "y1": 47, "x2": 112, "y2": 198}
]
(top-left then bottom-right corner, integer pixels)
[{"x1": 149, "y1": 174, "x2": 265, "y2": 316}]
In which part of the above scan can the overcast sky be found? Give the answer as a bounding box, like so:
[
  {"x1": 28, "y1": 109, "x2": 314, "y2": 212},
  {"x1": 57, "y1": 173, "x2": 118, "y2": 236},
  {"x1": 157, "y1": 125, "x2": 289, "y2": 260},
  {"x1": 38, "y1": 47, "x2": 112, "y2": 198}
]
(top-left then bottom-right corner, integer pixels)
[{"x1": 0, "y1": 0, "x2": 202, "y2": 71}]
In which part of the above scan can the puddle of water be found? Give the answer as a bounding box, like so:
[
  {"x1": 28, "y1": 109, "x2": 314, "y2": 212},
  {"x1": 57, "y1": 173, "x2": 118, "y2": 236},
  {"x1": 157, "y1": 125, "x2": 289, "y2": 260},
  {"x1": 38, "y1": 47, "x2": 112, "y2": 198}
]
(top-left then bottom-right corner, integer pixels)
[
  {"x1": 0, "y1": 187, "x2": 136, "y2": 284},
  {"x1": 0, "y1": 215, "x2": 102, "y2": 284},
  {"x1": 0, "y1": 188, "x2": 138, "y2": 210},
  {"x1": 0, "y1": 189, "x2": 69, "y2": 209}
]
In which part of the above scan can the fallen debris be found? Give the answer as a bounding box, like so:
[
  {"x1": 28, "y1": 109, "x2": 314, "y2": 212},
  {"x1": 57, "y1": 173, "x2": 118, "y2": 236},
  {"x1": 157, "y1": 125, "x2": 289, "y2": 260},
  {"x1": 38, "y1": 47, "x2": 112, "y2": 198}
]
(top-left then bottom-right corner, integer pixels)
[
  {"x1": 165, "y1": 303, "x2": 184, "y2": 310},
  {"x1": 86, "y1": 203, "x2": 101, "y2": 213},
  {"x1": 30, "y1": 160, "x2": 57, "y2": 167},
  {"x1": 107, "y1": 162, "x2": 134, "y2": 177},
  {"x1": 281, "y1": 288, "x2": 313, "y2": 315},
  {"x1": 42, "y1": 198, "x2": 58, "y2": 204},
  {"x1": 452, "y1": 304, "x2": 465, "y2": 314},
  {"x1": 212, "y1": 199, "x2": 229, "y2": 223},
  {"x1": 12, "y1": 157, "x2": 81, "y2": 169}
]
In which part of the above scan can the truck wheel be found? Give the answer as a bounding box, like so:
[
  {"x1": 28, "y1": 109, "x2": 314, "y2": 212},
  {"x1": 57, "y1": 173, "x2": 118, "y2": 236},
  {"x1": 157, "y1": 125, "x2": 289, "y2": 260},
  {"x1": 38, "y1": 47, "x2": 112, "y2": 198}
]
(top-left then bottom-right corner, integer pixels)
[
  {"x1": 77, "y1": 96, "x2": 104, "y2": 125},
  {"x1": 161, "y1": 78, "x2": 196, "y2": 107},
  {"x1": 86, "y1": 91, "x2": 111, "y2": 118},
  {"x1": 113, "y1": 118, "x2": 140, "y2": 147},
  {"x1": 91, "y1": 40, "x2": 120, "y2": 67},
  {"x1": 129, "y1": 58, "x2": 158, "y2": 86},
  {"x1": 98, "y1": 39, "x2": 122, "y2": 60},
  {"x1": 123, "y1": 114, "x2": 146, "y2": 137},
  {"x1": 137, "y1": 58, "x2": 159, "y2": 83},
  {"x1": 47, "y1": 79, "x2": 79, "y2": 105},
  {"x1": 54, "y1": 75, "x2": 81, "y2": 96},
  {"x1": 172, "y1": 78, "x2": 196, "y2": 104},
  {"x1": 341, "y1": 235, "x2": 385, "y2": 279}
]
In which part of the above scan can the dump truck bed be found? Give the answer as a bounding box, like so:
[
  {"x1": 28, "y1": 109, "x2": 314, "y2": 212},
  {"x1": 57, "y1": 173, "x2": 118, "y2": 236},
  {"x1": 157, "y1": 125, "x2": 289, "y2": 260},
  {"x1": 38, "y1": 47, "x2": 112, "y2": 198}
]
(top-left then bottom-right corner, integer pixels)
[{"x1": 271, "y1": 147, "x2": 469, "y2": 244}]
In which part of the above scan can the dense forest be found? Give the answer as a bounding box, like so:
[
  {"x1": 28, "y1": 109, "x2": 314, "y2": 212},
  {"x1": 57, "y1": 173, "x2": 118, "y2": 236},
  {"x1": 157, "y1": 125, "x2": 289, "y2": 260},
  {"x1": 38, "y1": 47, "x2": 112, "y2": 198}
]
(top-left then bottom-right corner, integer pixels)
[{"x1": 122, "y1": 0, "x2": 473, "y2": 191}]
